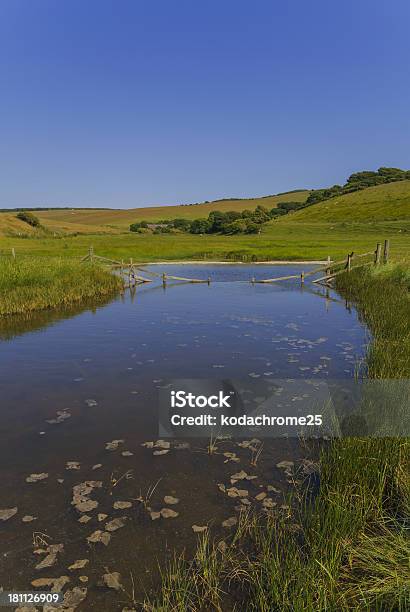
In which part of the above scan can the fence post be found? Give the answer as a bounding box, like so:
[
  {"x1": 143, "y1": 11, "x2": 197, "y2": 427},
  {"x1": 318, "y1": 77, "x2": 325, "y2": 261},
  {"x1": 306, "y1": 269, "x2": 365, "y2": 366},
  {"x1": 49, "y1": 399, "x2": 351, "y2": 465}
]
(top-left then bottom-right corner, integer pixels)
[
  {"x1": 11, "y1": 248, "x2": 16, "y2": 259},
  {"x1": 89, "y1": 246, "x2": 94, "y2": 261},
  {"x1": 326, "y1": 255, "x2": 331, "y2": 279},
  {"x1": 347, "y1": 253, "x2": 352, "y2": 272},
  {"x1": 300, "y1": 271, "x2": 305, "y2": 285},
  {"x1": 162, "y1": 272, "x2": 167, "y2": 287},
  {"x1": 375, "y1": 242, "x2": 381, "y2": 266},
  {"x1": 383, "y1": 239, "x2": 390, "y2": 264}
]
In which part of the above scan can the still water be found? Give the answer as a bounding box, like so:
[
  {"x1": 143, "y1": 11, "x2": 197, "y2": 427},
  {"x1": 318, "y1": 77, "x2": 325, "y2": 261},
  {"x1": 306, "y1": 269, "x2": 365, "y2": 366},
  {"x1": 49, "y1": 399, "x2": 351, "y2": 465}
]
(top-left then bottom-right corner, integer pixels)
[{"x1": 0, "y1": 265, "x2": 368, "y2": 609}]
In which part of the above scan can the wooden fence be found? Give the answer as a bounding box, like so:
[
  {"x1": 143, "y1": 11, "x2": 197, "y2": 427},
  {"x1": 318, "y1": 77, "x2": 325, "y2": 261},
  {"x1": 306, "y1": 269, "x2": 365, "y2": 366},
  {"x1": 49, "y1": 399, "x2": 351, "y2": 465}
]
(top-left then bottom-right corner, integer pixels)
[
  {"x1": 253, "y1": 240, "x2": 390, "y2": 287},
  {"x1": 79, "y1": 240, "x2": 390, "y2": 288}
]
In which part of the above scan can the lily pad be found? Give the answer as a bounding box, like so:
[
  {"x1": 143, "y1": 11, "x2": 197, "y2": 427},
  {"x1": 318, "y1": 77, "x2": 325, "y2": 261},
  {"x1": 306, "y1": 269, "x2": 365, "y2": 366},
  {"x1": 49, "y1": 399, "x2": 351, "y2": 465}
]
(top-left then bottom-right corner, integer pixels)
[
  {"x1": 103, "y1": 571, "x2": 122, "y2": 591},
  {"x1": 78, "y1": 515, "x2": 92, "y2": 524},
  {"x1": 105, "y1": 517, "x2": 126, "y2": 532},
  {"x1": 113, "y1": 501, "x2": 132, "y2": 510},
  {"x1": 87, "y1": 530, "x2": 111, "y2": 546},
  {"x1": 163, "y1": 496, "x2": 179, "y2": 505},
  {"x1": 26, "y1": 473, "x2": 48, "y2": 483},
  {"x1": 68, "y1": 559, "x2": 89, "y2": 570},
  {"x1": 0, "y1": 507, "x2": 17, "y2": 521},
  {"x1": 192, "y1": 525, "x2": 207, "y2": 533},
  {"x1": 255, "y1": 492, "x2": 267, "y2": 501},
  {"x1": 22, "y1": 515, "x2": 37, "y2": 522},
  {"x1": 31, "y1": 576, "x2": 70, "y2": 592},
  {"x1": 105, "y1": 439, "x2": 124, "y2": 451},
  {"x1": 160, "y1": 508, "x2": 179, "y2": 519}
]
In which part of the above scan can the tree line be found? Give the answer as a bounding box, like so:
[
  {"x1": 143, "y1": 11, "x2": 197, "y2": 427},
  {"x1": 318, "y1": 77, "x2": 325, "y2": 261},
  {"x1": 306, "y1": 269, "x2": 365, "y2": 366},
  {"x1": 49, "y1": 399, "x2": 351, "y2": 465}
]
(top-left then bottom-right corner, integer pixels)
[
  {"x1": 130, "y1": 201, "x2": 304, "y2": 235},
  {"x1": 306, "y1": 167, "x2": 410, "y2": 205}
]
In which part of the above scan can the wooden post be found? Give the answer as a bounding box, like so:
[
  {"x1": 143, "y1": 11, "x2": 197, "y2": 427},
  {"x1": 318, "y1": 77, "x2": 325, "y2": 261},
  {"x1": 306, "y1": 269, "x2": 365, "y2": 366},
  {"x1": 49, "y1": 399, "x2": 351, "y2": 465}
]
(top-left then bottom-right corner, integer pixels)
[
  {"x1": 11, "y1": 248, "x2": 16, "y2": 259},
  {"x1": 383, "y1": 239, "x2": 390, "y2": 264},
  {"x1": 162, "y1": 272, "x2": 167, "y2": 287},
  {"x1": 300, "y1": 271, "x2": 305, "y2": 285},
  {"x1": 207, "y1": 277, "x2": 211, "y2": 285},
  {"x1": 326, "y1": 255, "x2": 331, "y2": 279},
  {"x1": 251, "y1": 277, "x2": 255, "y2": 284},
  {"x1": 375, "y1": 242, "x2": 381, "y2": 266},
  {"x1": 89, "y1": 246, "x2": 94, "y2": 261},
  {"x1": 347, "y1": 253, "x2": 352, "y2": 272}
]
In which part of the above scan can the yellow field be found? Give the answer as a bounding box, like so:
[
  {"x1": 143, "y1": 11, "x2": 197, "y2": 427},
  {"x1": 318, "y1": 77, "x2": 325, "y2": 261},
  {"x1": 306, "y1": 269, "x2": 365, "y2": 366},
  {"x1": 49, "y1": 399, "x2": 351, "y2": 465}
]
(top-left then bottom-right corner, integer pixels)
[
  {"x1": 0, "y1": 213, "x2": 39, "y2": 237},
  {"x1": 33, "y1": 190, "x2": 309, "y2": 232}
]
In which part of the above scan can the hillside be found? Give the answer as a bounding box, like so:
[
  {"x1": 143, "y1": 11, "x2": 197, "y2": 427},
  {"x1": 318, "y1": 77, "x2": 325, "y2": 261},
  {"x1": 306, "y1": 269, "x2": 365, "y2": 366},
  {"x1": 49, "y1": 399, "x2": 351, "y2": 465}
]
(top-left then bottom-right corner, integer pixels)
[
  {"x1": 284, "y1": 180, "x2": 410, "y2": 223},
  {"x1": 0, "y1": 213, "x2": 39, "y2": 237},
  {"x1": 33, "y1": 190, "x2": 309, "y2": 232}
]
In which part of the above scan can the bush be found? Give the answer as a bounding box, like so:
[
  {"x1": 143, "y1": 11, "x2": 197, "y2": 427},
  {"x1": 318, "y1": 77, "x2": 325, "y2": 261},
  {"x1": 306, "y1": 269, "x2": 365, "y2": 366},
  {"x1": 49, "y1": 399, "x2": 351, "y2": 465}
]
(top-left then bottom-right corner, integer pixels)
[
  {"x1": 16, "y1": 211, "x2": 41, "y2": 227},
  {"x1": 130, "y1": 220, "x2": 149, "y2": 232}
]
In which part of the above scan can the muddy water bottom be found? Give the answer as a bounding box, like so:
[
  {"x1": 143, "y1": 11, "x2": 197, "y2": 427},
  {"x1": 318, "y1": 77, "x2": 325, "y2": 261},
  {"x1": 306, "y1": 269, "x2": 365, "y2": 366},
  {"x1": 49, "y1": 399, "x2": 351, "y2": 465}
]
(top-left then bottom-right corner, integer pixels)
[
  {"x1": 1, "y1": 430, "x2": 305, "y2": 610},
  {"x1": 0, "y1": 265, "x2": 368, "y2": 610}
]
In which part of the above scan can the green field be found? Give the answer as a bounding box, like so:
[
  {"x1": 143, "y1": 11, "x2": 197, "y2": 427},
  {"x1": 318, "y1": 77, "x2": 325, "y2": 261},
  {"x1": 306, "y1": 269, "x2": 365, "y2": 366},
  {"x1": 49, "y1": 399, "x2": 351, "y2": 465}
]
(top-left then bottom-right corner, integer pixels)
[{"x1": 1, "y1": 220, "x2": 409, "y2": 264}]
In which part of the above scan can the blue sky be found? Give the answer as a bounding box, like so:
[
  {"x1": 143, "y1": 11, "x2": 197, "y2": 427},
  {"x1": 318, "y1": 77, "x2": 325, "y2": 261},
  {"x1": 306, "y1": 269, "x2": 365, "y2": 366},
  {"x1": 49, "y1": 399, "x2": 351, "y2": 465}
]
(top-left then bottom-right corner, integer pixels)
[{"x1": 1, "y1": 0, "x2": 409, "y2": 209}]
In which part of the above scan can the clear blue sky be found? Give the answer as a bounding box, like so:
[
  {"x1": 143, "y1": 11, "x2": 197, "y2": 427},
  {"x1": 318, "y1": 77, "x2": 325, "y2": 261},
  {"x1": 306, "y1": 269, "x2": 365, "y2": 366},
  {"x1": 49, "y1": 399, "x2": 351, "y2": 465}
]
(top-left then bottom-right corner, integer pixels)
[{"x1": 1, "y1": 0, "x2": 409, "y2": 209}]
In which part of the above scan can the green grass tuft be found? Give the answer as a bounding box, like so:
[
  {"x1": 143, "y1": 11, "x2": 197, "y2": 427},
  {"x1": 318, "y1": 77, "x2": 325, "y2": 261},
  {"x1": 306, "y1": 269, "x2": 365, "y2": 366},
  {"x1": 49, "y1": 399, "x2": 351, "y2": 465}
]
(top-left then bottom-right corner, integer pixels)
[{"x1": 0, "y1": 256, "x2": 122, "y2": 316}]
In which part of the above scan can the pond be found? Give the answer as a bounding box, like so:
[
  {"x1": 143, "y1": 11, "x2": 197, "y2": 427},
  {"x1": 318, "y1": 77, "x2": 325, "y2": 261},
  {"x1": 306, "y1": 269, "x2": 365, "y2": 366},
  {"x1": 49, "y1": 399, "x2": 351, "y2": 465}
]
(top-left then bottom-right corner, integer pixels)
[{"x1": 0, "y1": 264, "x2": 368, "y2": 609}]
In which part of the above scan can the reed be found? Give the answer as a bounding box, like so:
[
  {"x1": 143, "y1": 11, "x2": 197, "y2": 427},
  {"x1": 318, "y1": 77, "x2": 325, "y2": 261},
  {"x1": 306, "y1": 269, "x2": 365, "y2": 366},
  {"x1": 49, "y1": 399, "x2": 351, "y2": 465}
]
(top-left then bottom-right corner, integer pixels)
[{"x1": 0, "y1": 256, "x2": 122, "y2": 316}]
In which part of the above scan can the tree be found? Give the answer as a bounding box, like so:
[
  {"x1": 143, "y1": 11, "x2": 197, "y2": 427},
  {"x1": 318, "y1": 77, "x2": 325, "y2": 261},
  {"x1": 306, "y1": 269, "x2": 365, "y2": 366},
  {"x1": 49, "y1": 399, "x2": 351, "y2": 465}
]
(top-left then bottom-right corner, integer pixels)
[{"x1": 190, "y1": 218, "x2": 211, "y2": 234}]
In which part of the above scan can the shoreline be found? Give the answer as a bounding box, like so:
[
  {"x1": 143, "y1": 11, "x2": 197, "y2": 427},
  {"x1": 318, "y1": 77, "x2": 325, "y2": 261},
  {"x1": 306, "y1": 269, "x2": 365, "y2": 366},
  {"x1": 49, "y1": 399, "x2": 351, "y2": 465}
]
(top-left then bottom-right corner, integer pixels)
[{"x1": 140, "y1": 260, "x2": 328, "y2": 266}]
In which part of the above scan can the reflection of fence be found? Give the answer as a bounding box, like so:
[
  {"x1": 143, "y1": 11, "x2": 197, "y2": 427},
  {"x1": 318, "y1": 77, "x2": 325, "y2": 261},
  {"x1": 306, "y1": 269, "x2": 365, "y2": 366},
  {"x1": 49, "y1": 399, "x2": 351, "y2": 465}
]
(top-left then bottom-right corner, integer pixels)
[{"x1": 255, "y1": 240, "x2": 390, "y2": 287}]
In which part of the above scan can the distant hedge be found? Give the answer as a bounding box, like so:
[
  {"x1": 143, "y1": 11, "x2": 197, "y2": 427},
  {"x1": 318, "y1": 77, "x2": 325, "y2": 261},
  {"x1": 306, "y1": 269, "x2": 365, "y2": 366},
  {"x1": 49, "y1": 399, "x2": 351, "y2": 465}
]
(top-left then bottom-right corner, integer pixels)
[{"x1": 16, "y1": 211, "x2": 41, "y2": 227}]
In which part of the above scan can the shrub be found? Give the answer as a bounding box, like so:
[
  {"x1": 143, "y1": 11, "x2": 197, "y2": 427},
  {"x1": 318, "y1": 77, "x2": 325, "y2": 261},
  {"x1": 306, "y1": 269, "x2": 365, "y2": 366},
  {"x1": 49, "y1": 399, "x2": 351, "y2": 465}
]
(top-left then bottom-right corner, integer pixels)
[{"x1": 16, "y1": 211, "x2": 41, "y2": 227}]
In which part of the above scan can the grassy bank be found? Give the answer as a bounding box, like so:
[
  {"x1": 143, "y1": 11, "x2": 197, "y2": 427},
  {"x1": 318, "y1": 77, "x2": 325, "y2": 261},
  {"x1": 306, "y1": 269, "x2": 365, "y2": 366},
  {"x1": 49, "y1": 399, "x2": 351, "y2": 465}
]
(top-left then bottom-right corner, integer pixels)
[
  {"x1": 0, "y1": 257, "x2": 122, "y2": 316},
  {"x1": 145, "y1": 266, "x2": 410, "y2": 611}
]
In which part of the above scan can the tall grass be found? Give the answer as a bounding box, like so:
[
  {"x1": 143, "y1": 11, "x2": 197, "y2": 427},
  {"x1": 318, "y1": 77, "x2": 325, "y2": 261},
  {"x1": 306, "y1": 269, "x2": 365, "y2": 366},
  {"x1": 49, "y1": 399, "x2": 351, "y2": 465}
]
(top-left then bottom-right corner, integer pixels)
[
  {"x1": 145, "y1": 265, "x2": 410, "y2": 611},
  {"x1": 0, "y1": 256, "x2": 122, "y2": 316}
]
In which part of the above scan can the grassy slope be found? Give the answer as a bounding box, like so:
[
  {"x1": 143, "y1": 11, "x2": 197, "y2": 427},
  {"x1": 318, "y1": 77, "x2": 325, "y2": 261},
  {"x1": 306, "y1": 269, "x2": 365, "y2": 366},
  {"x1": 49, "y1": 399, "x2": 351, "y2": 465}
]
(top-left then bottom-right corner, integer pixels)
[
  {"x1": 33, "y1": 190, "x2": 309, "y2": 231},
  {"x1": 0, "y1": 213, "x2": 39, "y2": 237},
  {"x1": 289, "y1": 180, "x2": 410, "y2": 222}
]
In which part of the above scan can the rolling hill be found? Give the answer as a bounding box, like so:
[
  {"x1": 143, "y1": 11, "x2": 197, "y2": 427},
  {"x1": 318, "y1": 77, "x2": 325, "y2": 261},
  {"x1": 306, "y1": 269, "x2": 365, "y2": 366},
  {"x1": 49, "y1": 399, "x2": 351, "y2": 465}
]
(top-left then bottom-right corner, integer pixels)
[
  {"x1": 284, "y1": 180, "x2": 410, "y2": 223},
  {"x1": 32, "y1": 190, "x2": 309, "y2": 233},
  {"x1": 0, "y1": 213, "x2": 39, "y2": 237}
]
